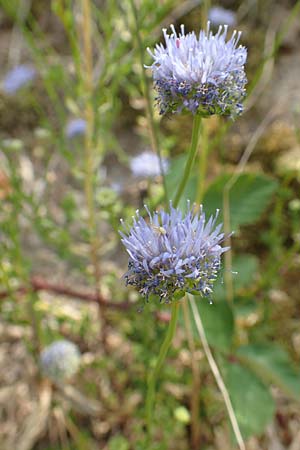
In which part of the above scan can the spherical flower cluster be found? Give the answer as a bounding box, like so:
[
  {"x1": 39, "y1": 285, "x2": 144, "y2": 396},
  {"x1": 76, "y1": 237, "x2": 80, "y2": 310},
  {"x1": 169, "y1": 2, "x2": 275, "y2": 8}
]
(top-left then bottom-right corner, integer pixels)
[
  {"x1": 65, "y1": 118, "x2": 86, "y2": 138},
  {"x1": 120, "y1": 202, "x2": 229, "y2": 302},
  {"x1": 2, "y1": 65, "x2": 36, "y2": 95},
  {"x1": 146, "y1": 22, "x2": 247, "y2": 117},
  {"x1": 208, "y1": 7, "x2": 237, "y2": 28},
  {"x1": 130, "y1": 151, "x2": 169, "y2": 178},
  {"x1": 40, "y1": 340, "x2": 81, "y2": 382}
]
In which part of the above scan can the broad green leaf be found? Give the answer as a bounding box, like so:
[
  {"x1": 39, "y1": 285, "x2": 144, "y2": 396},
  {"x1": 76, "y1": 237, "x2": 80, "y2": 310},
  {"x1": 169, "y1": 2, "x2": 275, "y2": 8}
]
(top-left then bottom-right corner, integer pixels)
[
  {"x1": 203, "y1": 173, "x2": 278, "y2": 229},
  {"x1": 212, "y1": 253, "x2": 259, "y2": 301},
  {"x1": 237, "y1": 344, "x2": 300, "y2": 400},
  {"x1": 190, "y1": 297, "x2": 234, "y2": 352},
  {"x1": 224, "y1": 361, "x2": 275, "y2": 438},
  {"x1": 231, "y1": 254, "x2": 259, "y2": 291}
]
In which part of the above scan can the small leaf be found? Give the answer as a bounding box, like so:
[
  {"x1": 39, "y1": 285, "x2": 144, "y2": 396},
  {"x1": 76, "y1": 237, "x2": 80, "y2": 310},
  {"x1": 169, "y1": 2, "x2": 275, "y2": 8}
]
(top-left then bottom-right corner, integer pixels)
[
  {"x1": 224, "y1": 361, "x2": 275, "y2": 438},
  {"x1": 190, "y1": 298, "x2": 234, "y2": 352},
  {"x1": 203, "y1": 173, "x2": 278, "y2": 229},
  {"x1": 237, "y1": 344, "x2": 300, "y2": 400}
]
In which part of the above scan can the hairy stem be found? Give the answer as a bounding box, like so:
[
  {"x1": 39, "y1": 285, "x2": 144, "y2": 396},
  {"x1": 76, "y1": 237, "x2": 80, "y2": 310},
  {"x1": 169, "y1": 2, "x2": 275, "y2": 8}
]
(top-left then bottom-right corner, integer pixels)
[
  {"x1": 173, "y1": 115, "x2": 202, "y2": 208},
  {"x1": 146, "y1": 301, "x2": 180, "y2": 436},
  {"x1": 189, "y1": 296, "x2": 246, "y2": 450}
]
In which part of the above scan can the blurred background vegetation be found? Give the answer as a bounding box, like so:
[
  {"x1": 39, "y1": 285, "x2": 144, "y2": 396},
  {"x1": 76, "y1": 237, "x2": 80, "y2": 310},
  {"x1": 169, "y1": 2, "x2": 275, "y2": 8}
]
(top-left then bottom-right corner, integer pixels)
[{"x1": 0, "y1": 0, "x2": 300, "y2": 449}]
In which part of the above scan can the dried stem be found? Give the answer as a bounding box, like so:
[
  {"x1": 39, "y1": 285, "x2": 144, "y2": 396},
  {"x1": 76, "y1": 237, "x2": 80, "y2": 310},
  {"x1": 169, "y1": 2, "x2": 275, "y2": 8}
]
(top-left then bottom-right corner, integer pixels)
[
  {"x1": 189, "y1": 296, "x2": 246, "y2": 450},
  {"x1": 81, "y1": 0, "x2": 106, "y2": 343},
  {"x1": 182, "y1": 300, "x2": 201, "y2": 449}
]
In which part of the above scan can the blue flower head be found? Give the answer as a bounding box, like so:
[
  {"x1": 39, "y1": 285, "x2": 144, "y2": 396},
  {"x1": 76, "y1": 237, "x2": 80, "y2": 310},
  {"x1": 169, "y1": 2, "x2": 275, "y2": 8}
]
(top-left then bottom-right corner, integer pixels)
[
  {"x1": 146, "y1": 22, "x2": 247, "y2": 117},
  {"x1": 208, "y1": 7, "x2": 237, "y2": 28},
  {"x1": 120, "y1": 202, "x2": 229, "y2": 303},
  {"x1": 66, "y1": 118, "x2": 86, "y2": 138},
  {"x1": 130, "y1": 151, "x2": 169, "y2": 178},
  {"x1": 40, "y1": 340, "x2": 81, "y2": 382},
  {"x1": 2, "y1": 65, "x2": 36, "y2": 95}
]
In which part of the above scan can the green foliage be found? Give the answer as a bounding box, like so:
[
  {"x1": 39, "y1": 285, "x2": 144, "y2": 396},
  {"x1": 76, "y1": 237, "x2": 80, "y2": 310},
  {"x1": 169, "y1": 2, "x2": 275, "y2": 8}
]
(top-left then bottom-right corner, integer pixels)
[
  {"x1": 224, "y1": 361, "x2": 275, "y2": 438},
  {"x1": 0, "y1": 0, "x2": 299, "y2": 448},
  {"x1": 108, "y1": 435, "x2": 130, "y2": 450},
  {"x1": 231, "y1": 254, "x2": 259, "y2": 291},
  {"x1": 237, "y1": 344, "x2": 300, "y2": 400},
  {"x1": 203, "y1": 173, "x2": 278, "y2": 229},
  {"x1": 190, "y1": 298, "x2": 234, "y2": 352}
]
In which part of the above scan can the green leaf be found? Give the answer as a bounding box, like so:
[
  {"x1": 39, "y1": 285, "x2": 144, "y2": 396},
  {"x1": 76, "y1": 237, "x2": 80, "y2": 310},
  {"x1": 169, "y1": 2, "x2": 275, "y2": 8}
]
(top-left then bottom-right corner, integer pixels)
[
  {"x1": 190, "y1": 298, "x2": 234, "y2": 352},
  {"x1": 232, "y1": 254, "x2": 259, "y2": 291},
  {"x1": 203, "y1": 173, "x2": 278, "y2": 229},
  {"x1": 224, "y1": 361, "x2": 275, "y2": 438},
  {"x1": 237, "y1": 344, "x2": 300, "y2": 400},
  {"x1": 212, "y1": 253, "x2": 259, "y2": 301}
]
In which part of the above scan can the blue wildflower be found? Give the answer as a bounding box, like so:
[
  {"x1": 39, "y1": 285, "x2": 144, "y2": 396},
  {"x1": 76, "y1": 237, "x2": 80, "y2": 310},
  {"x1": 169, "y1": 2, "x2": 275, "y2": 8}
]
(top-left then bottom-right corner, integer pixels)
[
  {"x1": 130, "y1": 151, "x2": 169, "y2": 178},
  {"x1": 146, "y1": 22, "x2": 247, "y2": 117},
  {"x1": 65, "y1": 118, "x2": 86, "y2": 138},
  {"x1": 2, "y1": 64, "x2": 36, "y2": 95},
  {"x1": 208, "y1": 7, "x2": 237, "y2": 28},
  {"x1": 120, "y1": 202, "x2": 229, "y2": 302},
  {"x1": 40, "y1": 340, "x2": 81, "y2": 382}
]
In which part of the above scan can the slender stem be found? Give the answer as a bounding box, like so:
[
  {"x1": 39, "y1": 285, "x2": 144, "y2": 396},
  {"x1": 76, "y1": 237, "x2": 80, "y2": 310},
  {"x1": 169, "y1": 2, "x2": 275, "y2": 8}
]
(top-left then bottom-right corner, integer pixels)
[
  {"x1": 247, "y1": 0, "x2": 300, "y2": 97},
  {"x1": 182, "y1": 300, "x2": 201, "y2": 449},
  {"x1": 81, "y1": 0, "x2": 106, "y2": 343},
  {"x1": 196, "y1": 120, "x2": 208, "y2": 205},
  {"x1": 146, "y1": 301, "x2": 180, "y2": 436},
  {"x1": 173, "y1": 115, "x2": 202, "y2": 208},
  {"x1": 201, "y1": 0, "x2": 211, "y2": 29},
  {"x1": 189, "y1": 296, "x2": 246, "y2": 450},
  {"x1": 129, "y1": 0, "x2": 168, "y2": 202}
]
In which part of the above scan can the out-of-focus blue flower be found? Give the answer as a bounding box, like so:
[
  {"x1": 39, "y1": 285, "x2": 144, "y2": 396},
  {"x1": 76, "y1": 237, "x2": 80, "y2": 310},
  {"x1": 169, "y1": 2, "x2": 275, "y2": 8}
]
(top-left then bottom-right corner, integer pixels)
[
  {"x1": 2, "y1": 65, "x2": 36, "y2": 95},
  {"x1": 130, "y1": 151, "x2": 169, "y2": 178},
  {"x1": 65, "y1": 118, "x2": 86, "y2": 138},
  {"x1": 208, "y1": 6, "x2": 237, "y2": 27},
  {"x1": 120, "y1": 202, "x2": 229, "y2": 302},
  {"x1": 146, "y1": 22, "x2": 247, "y2": 117},
  {"x1": 40, "y1": 340, "x2": 81, "y2": 382}
]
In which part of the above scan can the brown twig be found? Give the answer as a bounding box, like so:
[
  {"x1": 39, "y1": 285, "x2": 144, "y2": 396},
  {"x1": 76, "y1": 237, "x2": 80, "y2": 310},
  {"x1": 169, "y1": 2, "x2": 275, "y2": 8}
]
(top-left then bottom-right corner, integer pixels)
[
  {"x1": 0, "y1": 276, "x2": 173, "y2": 325},
  {"x1": 0, "y1": 276, "x2": 131, "y2": 310}
]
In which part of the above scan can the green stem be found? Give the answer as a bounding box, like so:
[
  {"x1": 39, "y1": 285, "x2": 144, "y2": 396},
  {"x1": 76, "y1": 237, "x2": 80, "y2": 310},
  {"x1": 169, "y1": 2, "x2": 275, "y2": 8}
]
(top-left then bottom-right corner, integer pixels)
[
  {"x1": 173, "y1": 115, "x2": 202, "y2": 208},
  {"x1": 146, "y1": 301, "x2": 180, "y2": 436},
  {"x1": 196, "y1": 121, "x2": 208, "y2": 205}
]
